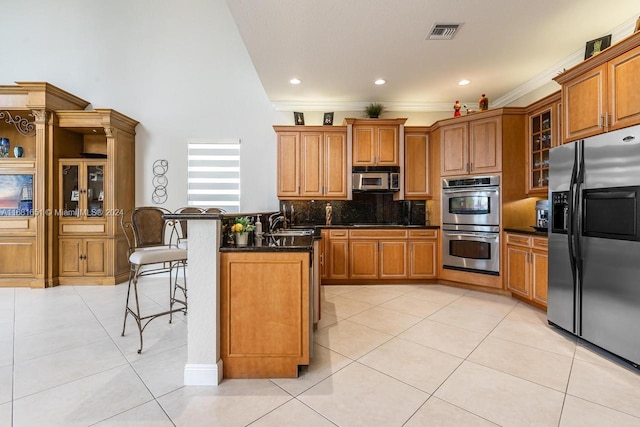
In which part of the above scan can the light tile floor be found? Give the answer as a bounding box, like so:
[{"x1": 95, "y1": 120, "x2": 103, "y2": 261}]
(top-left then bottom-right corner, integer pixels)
[{"x1": 1, "y1": 280, "x2": 640, "y2": 426}]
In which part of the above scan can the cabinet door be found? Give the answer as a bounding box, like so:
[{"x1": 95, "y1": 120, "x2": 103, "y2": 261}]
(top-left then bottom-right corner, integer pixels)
[
  {"x1": 376, "y1": 126, "x2": 399, "y2": 166},
  {"x1": 328, "y1": 239, "x2": 349, "y2": 280},
  {"x1": 277, "y1": 132, "x2": 300, "y2": 197},
  {"x1": 300, "y1": 132, "x2": 324, "y2": 197},
  {"x1": 85, "y1": 162, "x2": 105, "y2": 219},
  {"x1": 409, "y1": 240, "x2": 437, "y2": 279},
  {"x1": 352, "y1": 126, "x2": 375, "y2": 165},
  {"x1": 405, "y1": 133, "x2": 430, "y2": 198},
  {"x1": 527, "y1": 107, "x2": 553, "y2": 194},
  {"x1": 324, "y1": 132, "x2": 348, "y2": 198},
  {"x1": 506, "y1": 245, "x2": 530, "y2": 298},
  {"x1": 60, "y1": 239, "x2": 83, "y2": 276},
  {"x1": 469, "y1": 116, "x2": 501, "y2": 174},
  {"x1": 379, "y1": 240, "x2": 407, "y2": 279},
  {"x1": 532, "y1": 249, "x2": 548, "y2": 305},
  {"x1": 563, "y1": 64, "x2": 606, "y2": 142},
  {"x1": 85, "y1": 239, "x2": 107, "y2": 275},
  {"x1": 441, "y1": 123, "x2": 468, "y2": 176},
  {"x1": 608, "y1": 45, "x2": 640, "y2": 131},
  {"x1": 349, "y1": 240, "x2": 378, "y2": 279}
]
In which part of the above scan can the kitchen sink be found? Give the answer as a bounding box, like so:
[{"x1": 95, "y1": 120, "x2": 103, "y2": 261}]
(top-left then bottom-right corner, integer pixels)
[{"x1": 264, "y1": 228, "x2": 315, "y2": 237}]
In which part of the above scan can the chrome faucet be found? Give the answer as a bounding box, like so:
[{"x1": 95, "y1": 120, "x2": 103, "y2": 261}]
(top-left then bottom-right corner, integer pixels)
[{"x1": 268, "y1": 212, "x2": 285, "y2": 233}]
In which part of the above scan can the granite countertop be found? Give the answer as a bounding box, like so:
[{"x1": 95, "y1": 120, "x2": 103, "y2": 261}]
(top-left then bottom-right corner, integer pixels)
[
  {"x1": 504, "y1": 227, "x2": 548, "y2": 237},
  {"x1": 298, "y1": 224, "x2": 440, "y2": 230}
]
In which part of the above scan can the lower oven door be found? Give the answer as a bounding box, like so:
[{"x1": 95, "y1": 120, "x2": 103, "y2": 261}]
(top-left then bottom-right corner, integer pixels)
[{"x1": 443, "y1": 230, "x2": 500, "y2": 275}]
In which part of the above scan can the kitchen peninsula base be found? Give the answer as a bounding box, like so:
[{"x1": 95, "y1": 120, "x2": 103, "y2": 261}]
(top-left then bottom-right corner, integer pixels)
[{"x1": 220, "y1": 251, "x2": 310, "y2": 378}]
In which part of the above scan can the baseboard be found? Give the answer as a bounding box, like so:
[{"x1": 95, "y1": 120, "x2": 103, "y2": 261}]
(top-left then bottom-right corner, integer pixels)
[{"x1": 184, "y1": 361, "x2": 223, "y2": 386}]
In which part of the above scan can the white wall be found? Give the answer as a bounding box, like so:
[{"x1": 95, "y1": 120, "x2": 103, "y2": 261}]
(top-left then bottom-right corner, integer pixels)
[{"x1": 1, "y1": 0, "x2": 281, "y2": 212}]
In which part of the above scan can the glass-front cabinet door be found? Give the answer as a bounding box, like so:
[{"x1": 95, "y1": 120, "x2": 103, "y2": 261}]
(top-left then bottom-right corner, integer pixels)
[
  {"x1": 528, "y1": 107, "x2": 554, "y2": 194},
  {"x1": 60, "y1": 161, "x2": 105, "y2": 219}
]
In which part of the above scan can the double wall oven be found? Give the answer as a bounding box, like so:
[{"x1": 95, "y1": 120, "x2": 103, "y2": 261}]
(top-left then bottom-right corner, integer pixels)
[{"x1": 442, "y1": 175, "x2": 500, "y2": 275}]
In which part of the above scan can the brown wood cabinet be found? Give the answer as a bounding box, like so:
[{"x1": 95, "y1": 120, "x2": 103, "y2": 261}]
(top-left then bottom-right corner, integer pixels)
[
  {"x1": 505, "y1": 232, "x2": 548, "y2": 309},
  {"x1": 345, "y1": 118, "x2": 407, "y2": 167},
  {"x1": 404, "y1": 128, "x2": 431, "y2": 199},
  {"x1": 554, "y1": 32, "x2": 640, "y2": 143},
  {"x1": 55, "y1": 110, "x2": 137, "y2": 286},
  {"x1": 220, "y1": 251, "x2": 310, "y2": 378},
  {"x1": 274, "y1": 126, "x2": 347, "y2": 199},
  {"x1": 349, "y1": 229, "x2": 408, "y2": 280},
  {"x1": 441, "y1": 115, "x2": 502, "y2": 176},
  {"x1": 0, "y1": 83, "x2": 88, "y2": 288},
  {"x1": 526, "y1": 91, "x2": 561, "y2": 195},
  {"x1": 321, "y1": 227, "x2": 438, "y2": 283},
  {"x1": 408, "y1": 229, "x2": 438, "y2": 279},
  {"x1": 326, "y1": 229, "x2": 349, "y2": 280}
]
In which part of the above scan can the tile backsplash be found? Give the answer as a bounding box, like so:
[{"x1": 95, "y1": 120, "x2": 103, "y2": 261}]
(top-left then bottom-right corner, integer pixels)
[{"x1": 281, "y1": 193, "x2": 427, "y2": 226}]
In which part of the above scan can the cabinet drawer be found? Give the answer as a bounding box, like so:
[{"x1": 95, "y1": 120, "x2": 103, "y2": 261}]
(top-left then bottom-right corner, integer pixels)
[
  {"x1": 408, "y1": 229, "x2": 437, "y2": 239},
  {"x1": 506, "y1": 233, "x2": 531, "y2": 247},
  {"x1": 329, "y1": 229, "x2": 348, "y2": 239},
  {"x1": 349, "y1": 229, "x2": 407, "y2": 239},
  {"x1": 532, "y1": 237, "x2": 548, "y2": 250}
]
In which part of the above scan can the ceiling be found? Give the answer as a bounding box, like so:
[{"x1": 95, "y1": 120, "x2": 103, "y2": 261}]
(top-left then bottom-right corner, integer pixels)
[{"x1": 227, "y1": 0, "x2": 640, "y2": 112}]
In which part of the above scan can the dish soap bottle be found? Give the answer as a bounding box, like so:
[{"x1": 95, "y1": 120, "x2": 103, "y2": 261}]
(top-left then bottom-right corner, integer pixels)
[{"x1": 255, "y1": 215, "x2": 262, "y2": 236}]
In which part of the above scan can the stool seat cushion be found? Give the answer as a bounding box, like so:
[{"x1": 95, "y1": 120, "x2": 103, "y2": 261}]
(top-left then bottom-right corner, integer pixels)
[{"x1": 130, "y1": 248, "x2": 188, "y2": 265}]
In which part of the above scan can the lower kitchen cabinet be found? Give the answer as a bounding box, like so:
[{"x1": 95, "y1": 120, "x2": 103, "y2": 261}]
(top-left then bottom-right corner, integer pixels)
[
  {"x1": 408, "y1": 229, "x2": 438, "y2": 279},
  {"x1": 320, "y1": 227, "x2": 439, "y2": 283},
  {"x1": 59, "y1": 238, "x2": 107, "y2": 277},
  {"x1": 326, "y1": 229, "x2": 349, "y2": 280},
  {"x1": 505, "y1": 232, "x2": 548, "y2": 309}
]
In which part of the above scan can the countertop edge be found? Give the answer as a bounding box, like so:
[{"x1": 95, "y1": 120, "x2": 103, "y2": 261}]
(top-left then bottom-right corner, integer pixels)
[{"x1": 504, "y1": 227, "x2": 548, "y2": 237}]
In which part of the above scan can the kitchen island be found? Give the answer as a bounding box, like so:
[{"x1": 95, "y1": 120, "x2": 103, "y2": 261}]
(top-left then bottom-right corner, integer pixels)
[{"x1": 219, "y1": 233, "x2": 316, "y2": 378}]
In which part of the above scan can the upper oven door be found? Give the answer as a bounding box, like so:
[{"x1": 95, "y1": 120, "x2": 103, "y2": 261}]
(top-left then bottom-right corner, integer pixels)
[{"x1": 442, "y1": 186, "x2": 500, "y2": 225}]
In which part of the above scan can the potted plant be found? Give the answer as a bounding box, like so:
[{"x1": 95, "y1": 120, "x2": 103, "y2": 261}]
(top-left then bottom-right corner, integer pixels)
[
  {"x1": 231, "y1": 216, "x2": 255, "y2": 247},
  {"x1": 364, "y1": 102, "x2": 385, "y2": 118}
]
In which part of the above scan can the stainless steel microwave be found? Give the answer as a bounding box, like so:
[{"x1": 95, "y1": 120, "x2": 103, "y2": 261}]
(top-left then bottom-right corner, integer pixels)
[{"x1": 352, "y1": 172, "x2": 400, "y2": 192}]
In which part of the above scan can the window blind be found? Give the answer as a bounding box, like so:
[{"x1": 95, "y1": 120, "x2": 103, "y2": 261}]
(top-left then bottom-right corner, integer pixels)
[{"x1": 187, "y1": 139, "x2": 240, "y2": 213}]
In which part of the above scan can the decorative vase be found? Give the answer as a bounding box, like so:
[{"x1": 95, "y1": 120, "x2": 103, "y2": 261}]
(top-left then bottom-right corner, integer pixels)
[
  {"x1": 14, "y1": 146, "x2": 23, "y2": 158},
  {"x1": 235, "y1": 232, "x2": 248, "y2": 247},
  {"x1": 0, "y1": 138, "x2": 9, "y2": 158}
]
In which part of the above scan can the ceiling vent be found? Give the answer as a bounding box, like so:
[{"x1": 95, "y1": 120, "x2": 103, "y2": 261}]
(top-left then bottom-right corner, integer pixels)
[{"x1": 427, "y1": 23, "x2": 462, "y2": 40}]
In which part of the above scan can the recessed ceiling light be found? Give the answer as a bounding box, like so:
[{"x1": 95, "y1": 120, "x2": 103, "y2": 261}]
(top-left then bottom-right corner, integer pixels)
[
  {"x1": 458, "y1": 79, "x2": 471, "y2": 86},
  {"x1": 289, "y1": 78, "x2": 302, "y2": 85},
  {"x1": 374, "y1": 79, "x2": 386, "y2": 85}
]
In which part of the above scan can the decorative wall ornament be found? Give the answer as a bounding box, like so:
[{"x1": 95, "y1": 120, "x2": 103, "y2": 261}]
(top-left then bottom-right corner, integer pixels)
[
  {"x1": 0, "y1": 110, "x2": 35, "y2": 135},
  {"x1": 152, "y1": 159, "x2": 168, "y2": 204}
]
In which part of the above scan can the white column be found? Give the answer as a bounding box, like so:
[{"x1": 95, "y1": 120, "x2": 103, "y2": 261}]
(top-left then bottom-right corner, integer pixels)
[{"x1": 183, "y1": 219, "x2": 223, "y2": 385}]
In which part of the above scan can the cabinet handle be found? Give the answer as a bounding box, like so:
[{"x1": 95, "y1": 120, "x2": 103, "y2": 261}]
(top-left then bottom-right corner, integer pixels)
[
  {"x1": 320, "y1": 254, "x2": 324, "y2": 265},
  {"x1": 600, "y1": 115, "x2": 604, "y2": 129},
  {"x1": 470, "y1": 162, "x2": 473, "y2": 171},
  {"x1": 605, "y1": 112, "x2": 610, "y2": 129}
]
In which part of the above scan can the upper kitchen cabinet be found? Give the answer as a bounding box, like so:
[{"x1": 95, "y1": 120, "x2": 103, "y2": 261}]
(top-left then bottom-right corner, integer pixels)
[
  {"x1": 55, "y1": 109, "x2": 138, "y2": 285},
  {"x1": 404, "y1": 127, "x2": 431, "y2": 199},
  {"x1": 274, "y1": 126, "x2": 348, "y2": 200},
  {"x1": 440, "y1": 113, "x2": 502, "y2": 177},
  {"x1": 554, "y1": 31, "x2": 640, "y2": 143},
  {"x1": 526, "y1": 91, "x2": 561, "y2": 195},
  {"x1": 0, "y1": 82, "x2": 89, "y2": 288},
  {"x1": 345, "y1": 118, "x2": 407, "y2": 166}
]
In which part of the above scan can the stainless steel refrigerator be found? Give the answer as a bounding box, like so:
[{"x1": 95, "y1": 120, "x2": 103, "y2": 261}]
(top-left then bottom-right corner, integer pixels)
[{"x1": 548, "y1": 124, "x2": 640, "y2": 367}]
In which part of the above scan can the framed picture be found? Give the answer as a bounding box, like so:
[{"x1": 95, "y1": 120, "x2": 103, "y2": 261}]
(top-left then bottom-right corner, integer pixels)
[
  {"x1": 584, "y1": 34, "x2": 611, "y2": 60},
  {"x1": 294, "y1": 112, "x2": 305, "y2": 125},
  {"x1": 323, "y1": 112, "x2": 334, "y2": 126}
]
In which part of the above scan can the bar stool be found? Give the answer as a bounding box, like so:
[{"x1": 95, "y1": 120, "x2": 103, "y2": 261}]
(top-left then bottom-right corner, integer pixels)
[{"x1": 120, "y1": 207, "x2": 188, "y2": 353}]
